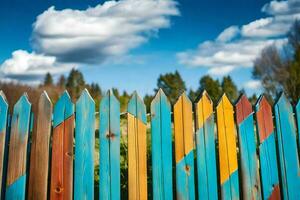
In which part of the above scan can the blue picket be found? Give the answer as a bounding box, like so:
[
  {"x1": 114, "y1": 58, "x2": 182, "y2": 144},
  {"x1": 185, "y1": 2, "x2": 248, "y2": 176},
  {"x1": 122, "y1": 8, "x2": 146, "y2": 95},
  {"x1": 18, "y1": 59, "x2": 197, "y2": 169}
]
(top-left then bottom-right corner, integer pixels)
[
  {"x1": 0, "y1": 91, "x2": 8, "y2": 199},
  {"x1": 296, "y1": 100, "x2": 300, "y2": 151},
  {"x1": 99, "y1": 90, "x2": 120, "y2": 200},
  {"x1": 151, "y1": 89, "x2": 173, "y2": 200},
  {"x1": 274, "y1": 93, "x2": 300, "y2": 199},
  {"x1": 5, "y1": 94, "x2": 31, "y2": 200},
  {"x1": 74, "y1": 89, "x2": 95, "y2": 200}
]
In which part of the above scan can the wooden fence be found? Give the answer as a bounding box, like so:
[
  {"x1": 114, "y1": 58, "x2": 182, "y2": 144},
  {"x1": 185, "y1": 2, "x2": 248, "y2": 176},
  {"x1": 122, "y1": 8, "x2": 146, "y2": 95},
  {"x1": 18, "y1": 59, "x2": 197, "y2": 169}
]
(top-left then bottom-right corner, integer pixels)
[{"x1": 0, "y1": 89, "x2": 299, "y2": 200}]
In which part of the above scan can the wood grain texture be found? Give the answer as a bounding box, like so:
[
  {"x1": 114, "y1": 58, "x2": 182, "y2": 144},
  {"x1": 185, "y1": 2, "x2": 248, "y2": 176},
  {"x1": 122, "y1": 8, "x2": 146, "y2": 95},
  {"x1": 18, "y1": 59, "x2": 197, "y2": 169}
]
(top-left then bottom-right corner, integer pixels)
[
  {"x1": 150, "y1": 89, "x2": 173, "y2": 200},
  {"x1": 5, "y1": 94, "x2": 31, "y2": 200},
  {"x1": 255, "y1": 95, "x2": 281, "y2": 200},
  {"x1": 195, "y1": 91, "x2": 217, "y2": 200},
  {"x1": 99, "y1": 90, "x2": 120, "y2": 200},
  {"x1": 0, "y1": 91, "x2": 8, "y2": 199},
  {"x1": 28, "y1": 91, "x2": 52, "y2": 200},
  {"x1": 274, "y1": 94, "x2": 300, "y2": 200},
  {"x1": 74, "y1": 89, "x2": 95, "y2": 200},
  {"x1": 235, "y1": 95, "x2": 261, "y2": 200},
  {"x1": 174, "y1": 93, "x2": 195, "y2": 200},
  {"x1": 50, "y1": 91, "x2": 74, "y2": 200},
  {"x1": 216, "y1": 94, "x2": 239, "y2": 200},
  {"x1": 127, "y1": 92, "x2": 147, "y2": 200}
]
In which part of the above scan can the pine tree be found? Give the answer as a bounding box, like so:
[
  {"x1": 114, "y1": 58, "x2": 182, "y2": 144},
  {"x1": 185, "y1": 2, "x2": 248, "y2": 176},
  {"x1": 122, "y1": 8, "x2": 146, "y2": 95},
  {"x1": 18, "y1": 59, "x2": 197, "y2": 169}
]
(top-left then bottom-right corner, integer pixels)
[{"x1": 44, "y1": 72, "x2": 53, "y2": 86}]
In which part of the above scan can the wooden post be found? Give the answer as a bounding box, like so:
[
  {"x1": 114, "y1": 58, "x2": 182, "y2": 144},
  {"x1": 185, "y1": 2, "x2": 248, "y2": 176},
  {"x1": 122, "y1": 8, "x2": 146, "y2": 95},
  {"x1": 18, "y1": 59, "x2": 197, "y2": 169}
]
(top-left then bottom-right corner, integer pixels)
[
  {"x1": 195, "y1": 91, "x2": 217, "y2": 200},
  {"x1": 216, "y1": 94, "x2": 239, "y2": 200},
  {"x1": 274, "y1": 93, "x2": 300, "y2": 199},
  {"x1": 0, "y1": 91, "x2": 8, "y2": 199},
  {"x1": 127, "y1": 92, "x2": 147, "y2": 200},
  {"x1": 5, "y1": 94, "x2": 31, "y2": 199},
  {"x1": 296, "y1": 100, "x2": 300, "y2": 151},
  {"x1": 151, "y1": 89, "x2": 173, "y2": 200},
  {"x1": 235, "y1": 95, "x2": 261, "y2": 200},
  {"x1": 74, "y1": 89, "x2": 95, "y2": 200},
  {"x1": 50, "y1": 91, "x2": 74, "y2": 200},
  {"x1": 28, "y1": 91, "x2": 52, "y2": 200},
  {"x1": 174, "y1": 93, "x2": 195, "y2": 200},
  {"x1": 99, "y1": 90, "x2": 120, "y2": 200}
]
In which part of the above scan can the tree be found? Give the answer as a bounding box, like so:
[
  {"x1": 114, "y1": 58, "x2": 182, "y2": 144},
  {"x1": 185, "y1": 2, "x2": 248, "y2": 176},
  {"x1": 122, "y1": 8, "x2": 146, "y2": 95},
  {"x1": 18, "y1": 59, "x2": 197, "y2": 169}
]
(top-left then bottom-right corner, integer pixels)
[
  {"x1": 156, "y1": 71, "x2": 186, "y2": 103},
  {"x1": 66, "y1": 69, "x2": 86, "y2": 99},
  {"x1": 43, "y1": 72, "x2": 53, "y2": 86},
  {"x1": 144, "y1": 94, "x2": 154, "y2": 113},
  {"x1": 199, "y1": 75, "x2": 222, "y2": 103},
  {"x1": 221, "y1": 76, "x2": 238, "y2": 102},
  {"x1": 89, "y1": 83, "x2": 102, "y2": 99},
  {"x1": 57, "y1": 75, "x2": 66, "y2": 88}
]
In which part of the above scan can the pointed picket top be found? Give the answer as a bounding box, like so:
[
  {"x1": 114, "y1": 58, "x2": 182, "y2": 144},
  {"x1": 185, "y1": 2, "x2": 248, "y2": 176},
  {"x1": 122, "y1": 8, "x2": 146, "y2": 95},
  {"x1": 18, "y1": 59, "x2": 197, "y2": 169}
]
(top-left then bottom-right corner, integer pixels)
[
  {"x1": 275, "y1": 92, "x2": 291, "y2": 109},
  {"x1": 127, "y1": 91, "x2": 146, "y2": 124},
  {"x1": 77, "y1": 88, "x2": 95, "y2": 105},
  {"x1": 13, "y1": 94, "x2": 31, "y2": 136},
  {"x1": 235, "y1": 94, "x2": 253, "y2": 124},
  {"x1": 195, "y1": 90, "x2": 213, "y2": 129},
  {"x1": 53, "y1": 90, "x2": 74, "y2": 127},
  {"x1": 151, "y1": 88, "x2": 171, "y2": 110},
  {"x1": 0, "y1": 91, "x2": 8, "y2": 132},
  {"x1": 0, "y1": 91, "x2": 8, "y2": 106},
  {"x1": 217, "y1": 93, "x2": 233, "y2": 113},
  {"x1": 39, "y1": 91, "x2": 52, "y2": 106}
]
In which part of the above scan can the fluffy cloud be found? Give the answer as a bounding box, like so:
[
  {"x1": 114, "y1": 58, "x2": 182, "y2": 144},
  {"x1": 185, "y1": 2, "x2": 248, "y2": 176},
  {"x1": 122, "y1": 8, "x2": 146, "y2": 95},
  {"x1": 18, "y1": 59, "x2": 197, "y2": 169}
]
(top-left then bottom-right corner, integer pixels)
[
  {"x1": 32, "y1": 0, "x2": 179, "y2": 64},
  {"x1": 244, "y1": 80, "x2": 262, "y2": 90},
  {"x1": 0, "y1": 50, "x2": 73, "y2": 83},
  {"x1": 177, "y1": 0, "x2": 300, "y2": 76}
]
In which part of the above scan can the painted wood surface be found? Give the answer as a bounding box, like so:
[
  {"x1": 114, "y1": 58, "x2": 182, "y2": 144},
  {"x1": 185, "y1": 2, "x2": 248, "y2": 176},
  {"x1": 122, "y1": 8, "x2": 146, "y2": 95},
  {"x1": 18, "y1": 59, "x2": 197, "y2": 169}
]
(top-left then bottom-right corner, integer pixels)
[
  {"x1": 50, "y1": 91, "x2": 74, "y2": 200},
  {"x1": 0, "y1": 91, "x2": 8, "y2": 199},
  {"x1": 194, "y1": 91, "x2": 217, "y2": 200},
  {"x1": 150, "y1": 89, "x2": 173, "y2": 200},
  {"x1": 74, "y1": 89, "x2": 95, "y2": 200},
  {"x1": 235, "y1": 95, "x2": 261, "y2": 200},
  {"x1": 99, "y1": 91, "x2": 120, "y2": 200},
  {"x1": 274, "y1": 94, "x2": 300, "y2": 200},
  {"x1": 28, "y1": 91, "x2": 52, "y2": 200},
  {"x1": 296, "y1": 100, "x2": 300, "y2": 151},
  {"x1": 216, "y1": 94, "x2": 239, "y2": 200},
  {"x1": 174, "y1": 93, "x2": 195, "y2": 200},
  {"x1": 127, "y1": 92, "x2": 147, "y2": 200},
  {"x1": 5, "y1": 94, "x2": 31, "y2": 200},
  {"x1": 255, "y1": 96, "x2": 281, "y2": 200}
]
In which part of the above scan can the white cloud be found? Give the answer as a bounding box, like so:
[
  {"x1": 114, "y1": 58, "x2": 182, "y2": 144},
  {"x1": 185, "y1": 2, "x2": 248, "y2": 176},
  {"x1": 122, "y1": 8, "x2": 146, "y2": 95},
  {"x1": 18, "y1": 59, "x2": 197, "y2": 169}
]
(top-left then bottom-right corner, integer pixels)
[
  {"x1": 244, "y1": 80, "x2": 262, "y2": 90},
  {"x1": 0, "y1": 50, "x2": 74, "y2": 82},
  {"x1": 32, "y1": 0, "x2": 179, "y2": 64},
  {"x1": 217, "y1": 26, "x2": 240, "y2": 42},
  {"x1": 177, "y1": 0, "x2": 300, "y2": 76}
]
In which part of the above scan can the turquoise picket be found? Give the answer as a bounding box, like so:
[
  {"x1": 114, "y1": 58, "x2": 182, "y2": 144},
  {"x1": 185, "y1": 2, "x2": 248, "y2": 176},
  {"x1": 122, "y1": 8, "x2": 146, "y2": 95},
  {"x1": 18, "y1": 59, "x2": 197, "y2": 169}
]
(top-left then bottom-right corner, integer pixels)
[
  {"x1": 0, "y1": 91, "x2": 8, "y2": 199},
  {"x1": 274, "y1": 93, "x2": 300, "y2": 199},
  {"x1": 75, "y1": 89, "x2": 95, "y2": 200},
  {"x1": 5, "y1": 94, "x2": 31, "y2": 200},
  {"x1": 296, "y1": 100, "x2": 300, "y2": 151},
  {"x1": 235, "y1": 95, "x2": 261, "y2": 200},
  {"x1": 151, "y1": 89, "x2": 173, "y2": 200},
  {"x1": 99, "y1": 90, "x2": 120, "y2": 200}
]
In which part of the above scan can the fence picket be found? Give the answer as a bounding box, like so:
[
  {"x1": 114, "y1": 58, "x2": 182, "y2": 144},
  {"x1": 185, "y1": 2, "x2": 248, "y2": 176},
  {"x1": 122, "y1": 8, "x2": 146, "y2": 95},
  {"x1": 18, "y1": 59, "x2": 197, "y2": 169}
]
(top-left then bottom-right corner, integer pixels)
[
  {"x1": 5, "y1": 94, "x2": 31, "y2": 200},
  {"x1": 28, "y1": 91, "x2": 52, "y2": 200},
  {"x1": 296, "y1": 100, "x2": 300, "y2": 151},
  {"x1": 151, "y1": 89, "x2": 173, "y2": 200},
  {"x1": 0, "y1": 91, "x2": 8, "y2": 199},
  {"x1": 194, "y1": 91, "x2": 217, "y2": 200},
  {"x1": 216, "y1": 94, "x2": 239, "y2": 200},
  {"x1": 235, "y1": 95, "x2": 261, "y2": 200},
  {"x1": 174, "y1": 93, "x2": 195, "y2": 200},
  {"x1": 127, "y1": 92, "x2": 147, "y2": 200},
  {"x1": 50, "y1": 91, "x2": 74, "y2": 200},
  {"x1": 74, "y1": 89, "x2": 95, "y2": 200},
  {"x1": 99, "y1": 90, "x2": 120, "y2": 200},
  {"x1": 274, "y1": 94, "x2": 300, "y2": 199}
]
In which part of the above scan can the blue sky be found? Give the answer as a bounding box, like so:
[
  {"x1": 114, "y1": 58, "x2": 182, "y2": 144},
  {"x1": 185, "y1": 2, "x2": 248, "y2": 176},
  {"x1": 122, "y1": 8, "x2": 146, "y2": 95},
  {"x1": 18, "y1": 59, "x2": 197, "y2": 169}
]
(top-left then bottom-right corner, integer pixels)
[{"x1": 0, "y1": 0, "x2": 298, "y2": 96}]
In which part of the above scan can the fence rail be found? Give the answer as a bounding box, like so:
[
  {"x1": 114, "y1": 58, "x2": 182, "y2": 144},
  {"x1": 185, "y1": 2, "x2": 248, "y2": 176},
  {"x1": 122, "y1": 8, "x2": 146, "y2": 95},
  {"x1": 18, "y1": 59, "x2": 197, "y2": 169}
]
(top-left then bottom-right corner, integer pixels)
[{"x1": 0, "y1": 89, "x2": 299, "y2": 200}]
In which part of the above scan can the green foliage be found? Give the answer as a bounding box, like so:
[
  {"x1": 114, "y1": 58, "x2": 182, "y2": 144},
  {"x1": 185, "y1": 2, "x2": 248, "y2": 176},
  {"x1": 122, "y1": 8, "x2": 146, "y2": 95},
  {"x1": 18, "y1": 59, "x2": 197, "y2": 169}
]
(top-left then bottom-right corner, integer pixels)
[
  {"x1": 66, "y1": 68, "x2": 86, "y2": 99},
  {"x1": 144, "y1": 94, "x2": 154, "y2": 113},
  {"x1": 221, "y1": 76, "x2": 238, "y2": 102},
  {"x1": 43, "y1": 72, "x2": 53, "y2": 86},
  {"x1": 57, "y1": 75, "x2": 66, "y2": 88},
  {"x1": 199, "y1": 75, "x2": 222, "y2": 103}
]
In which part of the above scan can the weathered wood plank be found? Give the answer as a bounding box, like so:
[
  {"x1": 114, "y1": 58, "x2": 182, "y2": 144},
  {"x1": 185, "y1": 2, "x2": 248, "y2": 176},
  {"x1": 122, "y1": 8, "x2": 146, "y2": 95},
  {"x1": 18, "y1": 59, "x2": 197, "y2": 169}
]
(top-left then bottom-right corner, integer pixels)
[
  {"x1": 151, "y1": 89, "x2": 173, "y2": 200},
  {"x1": 0, "y1": 91, "x2": 8, "y2": 199},
  {"x1": 174, "y1": 93, "x2": 195, "y2": 200},
  {"x1": 216, "y1": 94, "x2": 239, "y2": 200},
  {"x1": 235, "y1": 95, "x2": 261, "y2": 200},
  {"x1": 50, "y1": 91, "x2": 74, "y2": 200},
  {"x1": 28, "y1": 91, "x2": 52, "y2": 200},
  {"x1": 195, "y1": 91, "x2": 217, "y2": 200},
  {"x1": 274, "y1": 93, "x2": 300, "y2": 199},
  {"x1": 5, "y1": 94, "x2": 31, "y2": 200},
  {"x1": 127, "y1": 92, "x2": 147, "y2": 200},
  {"x1": 99, "y1": 90, "x2": 120, "y2": 200},
  {"x1": 255, "y1": 95, "x2": 281, "y2": 200},
  {"x1": 74, "y1": 89, "x2": 95, "y2": 200},
  {"x1": 296, "y1": 100, "x2": 300, "y2": 151}
]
